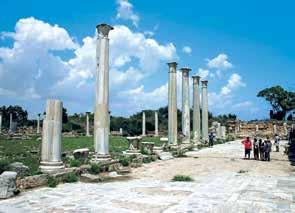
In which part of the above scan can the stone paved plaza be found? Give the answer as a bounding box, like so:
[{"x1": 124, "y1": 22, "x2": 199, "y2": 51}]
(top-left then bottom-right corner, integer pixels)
[{"x1": 1, "y1": 140, "x2": 295, "y2": 212}]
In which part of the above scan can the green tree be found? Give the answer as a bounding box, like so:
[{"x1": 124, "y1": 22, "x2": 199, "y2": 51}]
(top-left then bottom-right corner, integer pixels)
[{"x1": 257, "y1": 86, "x2": 295, "y2": 120}]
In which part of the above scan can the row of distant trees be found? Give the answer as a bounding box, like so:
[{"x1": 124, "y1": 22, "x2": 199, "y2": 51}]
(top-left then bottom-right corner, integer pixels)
[{"x1": 0, "y1": 105, "x2": 236, "y2": 135}]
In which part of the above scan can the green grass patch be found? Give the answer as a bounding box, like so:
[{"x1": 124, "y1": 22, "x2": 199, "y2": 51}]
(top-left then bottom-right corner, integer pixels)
[{"x1": 172, "y1": 175, "x2": 194, "y2": 182}]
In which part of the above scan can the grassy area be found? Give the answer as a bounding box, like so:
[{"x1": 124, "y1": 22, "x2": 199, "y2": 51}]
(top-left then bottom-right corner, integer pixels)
[
  {"x1": 141, "y1": 136, "x2": 163, "y2": 146},
  {"x1": 0, "y1": 136, "x2": 131, "y2": 175}
]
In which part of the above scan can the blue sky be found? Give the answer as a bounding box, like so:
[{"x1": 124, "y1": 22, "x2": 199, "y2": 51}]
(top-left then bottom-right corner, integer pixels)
[{"x1": 0, "y1": 0, "x2": 294, "y2": 120}]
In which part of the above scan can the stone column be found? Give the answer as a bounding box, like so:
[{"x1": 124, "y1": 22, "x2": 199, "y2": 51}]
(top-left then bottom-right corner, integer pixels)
[
  {"x1": 142, "y1": 111, "x2": 146, "y2": 136},
  {"x1": 40, "y1": 99, "x2": 64, "y2": 173},
  {"x1": 37, "y1": 113, "x2": 41, "y2": 134},
  {"x1": 94, "y1": 23, "x2": 113, "y2": 159},
  {"x1": 201, "y1": 80, "x2": 209, "y2": 142},
  {"x1": 192, "y1": 75, "x2": 201, "y2": 142},
  {"x1": 0, "y1": 113, "x2": 2, "y2": 134},
  {"x1": 181, "y1": 67, "x2": 191, "y2": 143},
  {"x1": 9, "y1": 113, "x2": 12, "y2": 132},
  {"x1": 155, "y1": 111, "x2": 159, "y2": 136},
  {"x1": 86, "y1": 112, "x2": 90, "y2": 137},
  {"x1": 283, "y1": 123, "x2": 288, "y2": 136},
  {"x1": 217, "y1": 122, "x2": 221, "y2": 138},
  {"x1": 273, "y1": 124, "x2": 277, "y2": 135},
  {"x1": 221, "y1": 126, "x2": 226, "y2": 139},
  {"x1": 255, "y1": 124, "x2": 259, "y2": 132},
  {"x1": 168, "y1": 62, "x2": 178, "y2": 145},
  {"x1": 120, "y1": 128, "x2": 123, "y2": 135}
]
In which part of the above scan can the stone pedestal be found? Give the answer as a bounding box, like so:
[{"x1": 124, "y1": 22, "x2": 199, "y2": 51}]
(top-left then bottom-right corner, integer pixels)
[
  {"x1": 141, "y1": 142, "x2": 155, "y2": 155},
  {"x1": 192, "y1": 75, "x2": 201, "y2": 143},
  {"x1": 168, "y1": 62, "x2": 178, "y2": 145},
  {"x1": 142, "y1": 111, "x2": 146, "y2": 136},
  {"x1": 93, "y1": 23, "x2": 113, "y2": 161},
  {"x1": 40, "y1": 99, "x2": 64, "y2": 173},
  {"x1": 201, "y1": 80, "x2": 209, "y2": 143},
  {"x1": 155, "y1": 111, "x2": 159, "y2": 136},
  {"x1": 181, "y1": 67, "x2": 191, "y2": 143},
  {"x1": 125, "y1": 136, "x2": 142, "y2": 155},
  {"x1": 86, "y1": 112, "x2": 90, "y2": 137}
]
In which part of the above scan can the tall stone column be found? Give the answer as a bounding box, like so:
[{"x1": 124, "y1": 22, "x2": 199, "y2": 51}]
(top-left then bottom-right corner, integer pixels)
[
  {"x1": 37, "y1": 113, "x2": 41, "y2": 134},
  {"x1": 217, "y1": 122, "x2": 221, "y2": 138},
  {"x1": 120, "y1": 128, "x2": 123, "y2": 135},
  {"x1": 9, "y1": 113, "x2": 12, "y2": 132},
  {"x1": 155, "y1": 111, "x2": 159, "y2": 136},
  {"x1": 168, "y1": 62, "x2": 178, "y2": 145},
  {"x1": 201, "y1": 80, "x2": 209, "y2": 142},
  {"x1": 181, "y1": 67, "x2": 191, "y2": 143},
  {"x1": 142, "y1": 111, "x2": 146, "y2": 136},
  {"x1": 192, "y1": 75, "x2": 201, "y2": 142},
  {"x1": 94, "y1": 23, "x2": 113, "y2": 159},
  {"x1": 40, "y1": 99, "x2": 64, "y2": 173},
  {"x1": 86, "y1": 112, "x2": 90, "y2": 137},
  {"x1": 273, "y1": 124, "x2": 277, "y2": 135},
  {"x1": 0, "y1": 113, "x2": 2, "y2": 134}
]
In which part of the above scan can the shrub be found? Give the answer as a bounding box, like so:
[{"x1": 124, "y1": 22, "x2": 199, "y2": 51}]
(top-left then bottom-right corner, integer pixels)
[
  {"x1": 143, "y1": 157, "x2": 152, "y2": 164},
  {"x1": 119, "y1": 158, "x2": 130, "y2": 167},
  {"x1": 172, "y1": 175, "x2": 194, "y2": 182},
  {"x1": 0, "y1": 160, "x2": 10, "y2": 174},
  {"x1": 69, "y1": 159, "x2": 81, "y2": 167},
  {"x1": 89, "y1": 164, "x2": 101, "y2": 174},
  {"x1": 48, "y1": 177, "x2": 59, "y2": 188},
  {"x1": 63, "y1": 172, "x2": 78, "y2": 183}
]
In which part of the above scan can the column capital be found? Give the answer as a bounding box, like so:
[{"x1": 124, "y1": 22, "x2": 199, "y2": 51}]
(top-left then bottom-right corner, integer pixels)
[
  {"x1": 201, "y1": 80, "x2": 208, "y2": 87},
  {"x1": 180, "y1": 67, "x2": 191, "y2": 75},
  {"x1": 96, "y1": 23, "x2": 114, "y2": 38},
  {"x1": 167, "y1": 62, "x2": 178, "y2": 72},
  {"x1": 192, "y1": 75, "x2": 201, "y2": 84}
]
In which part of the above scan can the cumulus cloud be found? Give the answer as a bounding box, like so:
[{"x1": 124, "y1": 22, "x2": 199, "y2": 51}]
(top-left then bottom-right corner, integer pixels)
[
  {"x1": 0, "y1": 17, "x2": 177, "y2": 115},
  {"x1": 182, "y1": 46, "x2": 192, "y2": 54},
  {"x1": 207, "y1": 53, "x2": 233, "y2": 70},
  {"x1": 116, "y1": 0, "x2": 140, "y2": 27},
  {"x1": 197, "y1": 68, "x2": 210, "y2": 79},
  {"x1": 220, "y1": 73, "x2": 246, "y2": 96}
]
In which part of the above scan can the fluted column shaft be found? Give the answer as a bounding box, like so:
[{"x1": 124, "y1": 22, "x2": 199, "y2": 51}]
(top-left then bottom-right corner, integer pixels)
[
  {"x1": 201, "y1": 81, "x2": 209, "y2": 142},
  {"x1": 37, "y1": 114, "x2": 40, "y2": 134},
  {"x1": 192, "y1": 76, "x2": 201, "y2": 142},
  {"x1": 181, "y1": 68, "x2": 191, "y2": 143},
  {"x1": 0, "y1": 113, "x2": 2, "y2": 134},
  {"x1": 155, "y1": 111, "x2": 159, "y2": 136},
  {"x1": 86, "y1": 112, "x2": 90, "y2": 136},
  {"x1": 142, "y1": 111, "x2": 146, "y2": 136},
  {"x1": 168, "y1": 62, "x2": 178, "y2": 145},
  {"x1": 94, "y1": 24, "x2": 113, "y2": 156}
]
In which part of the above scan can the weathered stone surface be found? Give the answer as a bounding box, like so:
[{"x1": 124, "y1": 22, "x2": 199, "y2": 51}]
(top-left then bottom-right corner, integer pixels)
[
  {"x1": 8, "y1": 162, "x2": 29, "y2": 178},
  {"x1": 155, "y1": 151, "x2": 174, "y2": 161},
  {"x1": 73, "y1": 148, "x2": 89, "y2": 162},
  {"x1": 80, "y1": 173, "x2": 102, "y2": 183},
  {"x1": 141, "y1": 142, "x2": 154, "y2": 155},
  {"x1": 0, "y1": 171, "x2": 18, "y2": 199},
  {"x1": 16, "y1": 174, "x2": 48, "y2": 190}
]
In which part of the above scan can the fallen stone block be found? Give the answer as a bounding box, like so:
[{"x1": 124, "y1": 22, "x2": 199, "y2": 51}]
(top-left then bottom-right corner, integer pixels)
[
  {"x1": 0, "y1": 171, "x2": 18, "y2": 199},
  {"x1": 80, "y1": 173, "x2": 102, "y2": 183}
]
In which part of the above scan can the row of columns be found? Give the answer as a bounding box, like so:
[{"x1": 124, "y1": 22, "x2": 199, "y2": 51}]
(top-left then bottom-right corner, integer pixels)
[{"x1": 167, "y1": 62, "x2": 209, "y2": 145}]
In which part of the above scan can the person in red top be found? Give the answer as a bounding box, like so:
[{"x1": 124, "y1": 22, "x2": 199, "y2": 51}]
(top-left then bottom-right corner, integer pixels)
[{"x1": 242, "y1": 137, "x2": 252, "y2": 159}]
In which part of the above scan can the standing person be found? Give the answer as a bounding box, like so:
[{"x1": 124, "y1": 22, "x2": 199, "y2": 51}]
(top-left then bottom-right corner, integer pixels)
[
  {"x1": 258, "y1": 139, "x2": 264, "y2": 160},
  {"x1": 274, "y1": 134, "x2": 280, "y2": 152},
  {"x1": 253, "y1": 138, "x2": 259, "y2": 160},
  {"x1": 208, "y1": 132, "x2": 214, "y2": 147},
  {"x1": 264, "y1": 137, "x2": 272, "y2": 161},
  {"x1": 242, "y1": 137, "x2": 252, "y2": 159}
]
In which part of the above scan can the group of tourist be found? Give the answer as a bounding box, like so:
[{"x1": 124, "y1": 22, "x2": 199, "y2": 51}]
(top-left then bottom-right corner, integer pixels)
[{"x1": 242, "y1": 135, "x2": 280, "y2": 161}]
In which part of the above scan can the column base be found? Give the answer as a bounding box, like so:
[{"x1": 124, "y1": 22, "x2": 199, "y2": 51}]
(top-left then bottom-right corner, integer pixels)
[{"x1": 39, "y1": 161, "x2": 65, "y2": 174}]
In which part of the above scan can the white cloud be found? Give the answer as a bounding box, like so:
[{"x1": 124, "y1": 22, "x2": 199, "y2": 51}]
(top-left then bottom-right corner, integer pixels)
[
  {"x1": 116, "y1": 0, "x2": 140, "y2": 27},
  {"x1": 0, "y1": 17, "x2": 177, "y2": 115},
  {"x1": 197, "y1": 68, "x2": 210, "y2": 79},
  {"x1": 220, "y1": 73, "x2": 246, "y2": 95},
  {"x1": 182, "y1": 46, "x2": 192, "y2": 54},
  {"x1": 207, "y1": 53, "x2": 233, "y2": 70}
]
